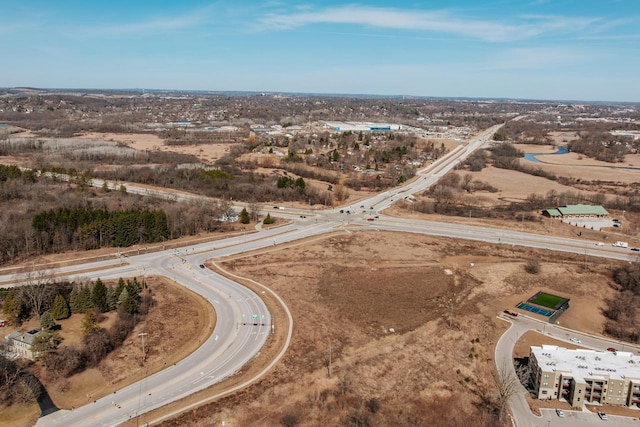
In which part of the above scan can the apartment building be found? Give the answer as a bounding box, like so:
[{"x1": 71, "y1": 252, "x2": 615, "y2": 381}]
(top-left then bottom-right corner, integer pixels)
[{"x1": 529, "y1": 345, "x2": 640, "y2": 409}]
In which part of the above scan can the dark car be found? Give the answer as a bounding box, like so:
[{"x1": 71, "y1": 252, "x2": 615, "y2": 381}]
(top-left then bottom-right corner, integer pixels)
[
  {"x1": 199, "y1": 264, "x2": 205, "y2": 269},
  {"x1": 367, "y1": 218, "x2": 374, "y2": 221},
  {"x1": 631, "y1": 248, "x2": 640, "y2": 252},
  {"x1": 607, "y1": 347, "x2": 617, "y2": 352}
]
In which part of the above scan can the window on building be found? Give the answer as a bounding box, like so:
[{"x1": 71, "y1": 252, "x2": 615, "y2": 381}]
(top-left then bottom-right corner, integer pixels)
[
  {"x1": 542, "y1": 390, "x2": 548, "y2": 395},
  {"x1": 579, "y1": 390, "x2": 582, "y2": 393},
  {"x1": 544, "y1": 374, "x2": 549, "y2": 379},
  {"x1": 578, "y1": 397, "x2": 581, "y2": 401}
]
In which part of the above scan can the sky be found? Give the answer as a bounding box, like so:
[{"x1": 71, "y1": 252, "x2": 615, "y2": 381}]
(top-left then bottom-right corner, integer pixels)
[{"x1": 2, "y1": 1, "x2": 640, "y2": 102}]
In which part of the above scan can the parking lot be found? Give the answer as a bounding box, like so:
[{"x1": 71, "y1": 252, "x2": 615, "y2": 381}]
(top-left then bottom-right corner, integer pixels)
[{"x1": 562, "y1": 218, "x2": 619, "y2": 231}]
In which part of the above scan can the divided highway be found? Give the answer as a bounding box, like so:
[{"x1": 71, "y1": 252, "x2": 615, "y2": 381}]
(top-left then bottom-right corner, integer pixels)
[{"x1": 1, "y1": 123, "x2": 636, "y2": 426}]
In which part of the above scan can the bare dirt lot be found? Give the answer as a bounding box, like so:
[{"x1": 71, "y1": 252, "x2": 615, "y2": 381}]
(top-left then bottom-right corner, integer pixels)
[{"x1": 157, "y1": 230, "x2": 624, "y2": 427}]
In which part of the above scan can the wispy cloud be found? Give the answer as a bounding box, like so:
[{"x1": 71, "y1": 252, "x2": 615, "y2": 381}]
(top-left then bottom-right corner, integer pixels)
[
  {"x1": 255, "y1": 5, "x2": 600, "y2": 42},
  {"x1": 482, "y1": 46, "x2": 587, "y2": 71},
  {"x1": 92, "y1": 15, "x2": 203, "y2": 37}
]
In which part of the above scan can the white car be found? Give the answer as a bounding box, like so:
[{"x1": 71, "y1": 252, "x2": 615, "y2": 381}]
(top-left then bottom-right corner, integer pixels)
[
  {"x1": 595, "y1": 242, "x2": 605, "y2": 246},
  {"x1": 556, "y1": 409, "x2": 565, "y2": 417},
  {"x1": 598, "y1": 411, "x2": 607, "y2": 420},
  {"x1": 570, "y1": 337, "x2": 582, "y2": 344}
]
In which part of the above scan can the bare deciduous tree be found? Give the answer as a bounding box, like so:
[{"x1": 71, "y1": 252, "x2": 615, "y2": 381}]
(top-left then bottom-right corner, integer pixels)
[
  {"x1": 18, "y1": 267, "x2": 54, "y2": 319},
  {"x1": 493, "y1": 359, "x2": 520, "y2": 421}
]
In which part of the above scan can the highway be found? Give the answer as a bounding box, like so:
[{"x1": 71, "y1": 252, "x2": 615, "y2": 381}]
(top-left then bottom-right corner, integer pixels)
[{"x1": 2, "y1": 123, "x2": 638, "y2": 426}]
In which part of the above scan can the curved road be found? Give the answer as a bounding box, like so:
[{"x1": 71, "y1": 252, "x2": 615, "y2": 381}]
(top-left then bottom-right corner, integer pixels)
[{"x1": 2, "y1": 123, "x2": 637, "y2": 426}]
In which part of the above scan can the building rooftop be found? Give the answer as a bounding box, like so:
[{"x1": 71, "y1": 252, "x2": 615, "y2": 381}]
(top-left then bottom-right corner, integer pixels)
[
  {"x1": 556, "y1": 204, "x2": 609, "y2": 216},
  {"x1": 532, "y1": 345, "x2": 640, "y2": 383}
]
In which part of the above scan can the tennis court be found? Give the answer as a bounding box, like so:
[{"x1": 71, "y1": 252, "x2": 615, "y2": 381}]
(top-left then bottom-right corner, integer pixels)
[{"x1": 516, "y1": 302, "x2": 554, "y2": 317}]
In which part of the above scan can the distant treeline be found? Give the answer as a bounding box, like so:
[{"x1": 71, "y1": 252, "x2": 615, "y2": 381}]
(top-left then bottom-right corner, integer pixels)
[{"x1": 32, "y1": 207, "x2": 169, "y2": 250}]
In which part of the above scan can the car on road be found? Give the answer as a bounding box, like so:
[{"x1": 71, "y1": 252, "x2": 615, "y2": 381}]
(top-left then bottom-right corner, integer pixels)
[
  {"x1": 612, "y1": 218, "x2": 620, "y2": 222},
  {"x1": 374, "y1": 215, "x2": 379, "y2": 219},
  {"x1": 340, "y1": 209, "x2": 344, "y2": 213},
  {"x1": 607, "y1": 347, "x2": 617, "y2": 352},
  {"x1": 570, "y1": 337, "x2": 582, "y2": 344},
  {"x1": 631, "y1": 248, "x2": 640, "y2": 252},
  {"x1": 199, "y1": 264, "x2": 205, "y2": 269},
  {"x1": 367, "y1": 218, "x2": 374, "y2": 221},
  {"x1": 598, "y1": 411, "x2": 607, "y2": 420},
  {"x1": 595, "y1": 242, "x2": 605, "y2": 246},
  {"x1": 556, "y1": 409, "x2": 565, "y2": 417}
]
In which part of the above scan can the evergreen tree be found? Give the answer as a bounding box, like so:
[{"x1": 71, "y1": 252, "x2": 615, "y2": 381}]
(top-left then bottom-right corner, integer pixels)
[
  {"x1": 91, "y1": 278, "x2": 109, "y2": 312},
  {"x1": 118, "y1": 289, "x2": 138, "y2": 314},
  {"x1": 71, "y1": 285, "x2": 92, "y2": 314},
  {"x1": 115, "y1": 278, "x2": 126, "y2": 301},
  {"x1": 33, "y1": 330, "x2": 61, "y2": 358},
  {"x1": 240, "y1": 208, "x2": 250, "y2": 224},
  {"x1": 51, "y1": 294, "x2": 70, "y2": 320},
  {"x1": 82, "y1": 310, "x2": 98, "y2": 337},
  {"x1": 40, "y1": 311, "x2": 55, "y2": 331},
  {"x1": 69, "y1": 287, "x2": 79, "y2": 313},
  {"x1": 263, "y1": 213, "x2": 275, "y2": 225},
  {"x1": 2, "y1": 289, "x2": 25, "y2": 325},
  {"x1": 106, "y1": 284, "x2": 117, "y2": 311}
]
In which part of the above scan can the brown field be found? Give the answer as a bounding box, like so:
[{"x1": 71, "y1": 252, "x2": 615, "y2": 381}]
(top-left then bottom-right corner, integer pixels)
[
  {"x1": 80, "y1": 132, "x2": 236, "y2": 164},
  {"x1": 513, "y1": 143, "x2": 640, "y2": 183},
  {"x1": 154, "y1": 230, "x2": 624, "y2": 427}
]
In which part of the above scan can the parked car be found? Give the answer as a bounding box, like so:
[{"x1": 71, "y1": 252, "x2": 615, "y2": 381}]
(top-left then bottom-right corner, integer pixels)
[
  {"x1": 595, "y1": 242, "x2": 605, "y2": 246},
  {"x1": 607, "y1": 347, "x2": 617, "y2": 352},
  {"x1": 367, "y1": 218, "x2": 374, "y2": 221},
  {"x1": 631, "y1": 248, "x2": 640, "y2": 252},
  {"x1": 598, "y1": 411, "x2": 607, "y2": 420},
  {"x1": 556, "y1": 409, "x2": 565, "y2": 417},
  {"x1": 199, "y1": 264, "x2": 205, "y2": 269},
  {"x1": 570, "y1": 337, "x2": 582, "y2": 344}
]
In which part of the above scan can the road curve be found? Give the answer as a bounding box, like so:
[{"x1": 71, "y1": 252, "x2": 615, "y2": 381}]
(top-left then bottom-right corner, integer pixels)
[{"x1": 4, "y1": 122, "x2": 635, "y2": 426}]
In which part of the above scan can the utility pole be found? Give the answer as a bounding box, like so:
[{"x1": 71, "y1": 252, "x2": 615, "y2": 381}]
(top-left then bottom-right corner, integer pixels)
[
  {"x1": 328, "y1": 339, "x2": 332, "y2": 378},
  {"x1": 138, "y1": 332, "x2": 148, "y2": 363}
]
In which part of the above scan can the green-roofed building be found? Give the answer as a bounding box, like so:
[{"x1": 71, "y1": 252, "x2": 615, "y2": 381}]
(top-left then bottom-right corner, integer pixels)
[{"x1": 542, "y1": 204, "x2": 608, "y2": 218}]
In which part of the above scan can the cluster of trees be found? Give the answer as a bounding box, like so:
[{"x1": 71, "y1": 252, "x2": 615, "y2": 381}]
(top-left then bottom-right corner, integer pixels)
[
  {"x1": 568, "y1": 133, "x2": 633, "y2": 163},
  {"x1": 494, "y1": 120, "x2": 554, "y2": 144},
  {"x1": 276, "y1": 176, "x2": 306, "y2": 193},
  {"x1": 32, "y1": 207, "x2": 170, "y2": 251},
  {"x1": 1, "y1": 275, "x2": 149, "y2": 379},
  {"x1": 604, "y1": 263, "x2": 640, "y2": 341}
]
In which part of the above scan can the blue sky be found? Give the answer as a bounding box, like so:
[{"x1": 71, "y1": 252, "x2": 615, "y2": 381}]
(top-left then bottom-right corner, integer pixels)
[{"x1": 2, "y1": 1, "x2": 639, "y2": 102}]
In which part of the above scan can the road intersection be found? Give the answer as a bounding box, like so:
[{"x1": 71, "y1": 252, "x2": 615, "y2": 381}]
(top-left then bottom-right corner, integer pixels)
[{"x1": 2, "y1": 123, "x2": 638, "y2": 426}]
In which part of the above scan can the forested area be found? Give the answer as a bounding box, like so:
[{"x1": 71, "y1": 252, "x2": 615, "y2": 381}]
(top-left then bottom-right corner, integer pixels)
[
  {"x1": 0, "y1": 171, "x2": 240, "y2": 265},
  {"x1": 32, "y1": 207, "x2": 169, "y2": 250},
  {"x1": 568, "y1": 132, "x2": 635, "y2": 163},
  {"x1": 1, "y1": 276, "x2": 150, "y2": 381}
]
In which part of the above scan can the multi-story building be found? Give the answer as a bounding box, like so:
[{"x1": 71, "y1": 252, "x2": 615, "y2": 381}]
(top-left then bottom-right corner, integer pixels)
[
  {"x1": 5, "y1": 329, "x2": 41, "y2": 360},
  {"x1": 529, "y1": 345, "x2": 640, "y2": 409}
]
